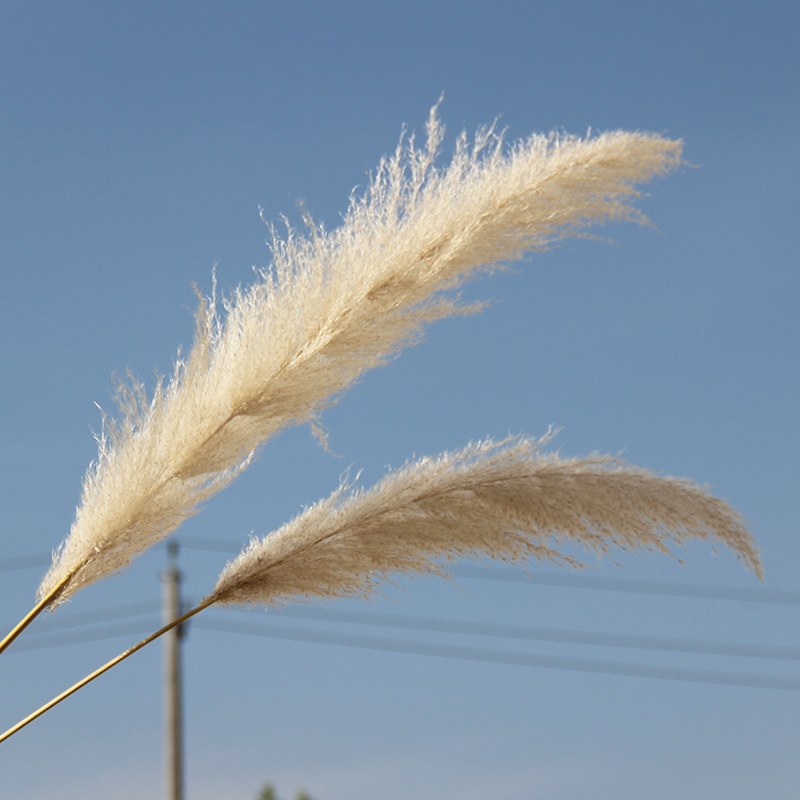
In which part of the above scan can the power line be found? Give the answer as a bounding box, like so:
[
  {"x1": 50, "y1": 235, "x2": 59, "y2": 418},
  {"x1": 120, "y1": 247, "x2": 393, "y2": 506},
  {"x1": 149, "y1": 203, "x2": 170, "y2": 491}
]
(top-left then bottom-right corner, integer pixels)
[
  {"x1": 242, "y1": 605, "x2": 800, "y2": 662},
  {"x1": 451, "y1": 564, "x2": 800, "y2": 605},
  {"x1": 0, "y1": 554, "x2": 51, "y2": 572},
  {"x1": 8, "y1": 595, "x2": 797, "y2": 668},
  {"x1": 0, "y1": 600, "x2": 163, "y2": 647},
  {"x1": 2, "y1": 601, "x2": 162, "y2": 651},
  {"x1": 8, "y1": 618, "x2": 161, "y2": 652},
  {"x1": 193, "y1": 616, "x2": 800, "y2": 692},
  {"x1": 30, "y1": 600, "x2": 162, "y2": 632},
  {"x1": 6, "y1": 590, "x2": 797, "y2": 691},
  {"x1": 9, "y1": 613, "x2": 799, "y2": 692}
]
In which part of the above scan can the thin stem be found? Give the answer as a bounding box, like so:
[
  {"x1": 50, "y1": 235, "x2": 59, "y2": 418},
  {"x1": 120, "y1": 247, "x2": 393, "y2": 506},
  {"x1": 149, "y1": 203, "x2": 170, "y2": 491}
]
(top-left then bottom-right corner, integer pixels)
[
  {"x1": 0, "y1": 597, "x2": 215, "y2": 745},
  {"x1": 0, "y1": 571, "x2": 76, "y2": 657}
]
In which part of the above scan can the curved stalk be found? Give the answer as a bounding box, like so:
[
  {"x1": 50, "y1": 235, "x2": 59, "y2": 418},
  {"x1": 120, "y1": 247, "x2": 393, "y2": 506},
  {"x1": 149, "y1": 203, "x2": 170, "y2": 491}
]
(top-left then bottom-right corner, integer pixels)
[
  {"x1": 0, "y1": 598, "x2": 213, "y2": 744},
  {"x1": 0, "y1": 571, "x2": 76, "y2": 657}
]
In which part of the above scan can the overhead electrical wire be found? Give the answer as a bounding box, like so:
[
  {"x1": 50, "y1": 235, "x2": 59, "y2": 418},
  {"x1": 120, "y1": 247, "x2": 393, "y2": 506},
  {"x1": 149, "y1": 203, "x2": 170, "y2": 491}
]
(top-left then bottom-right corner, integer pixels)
[
  {"x1": 9, "y1": 619, "x2": 163, "y2": 652},
  {"x1": 5, "y1": 594, "x2": 797, "y2": 693},
  {"x1": 7, "y1": 596, "x2": 797, "y2": 662},
  {"x1": 0, "y1": 554, "x2": 51, "y2": 572},
  {"x1": 11, "y1": 608, "x2": 796, "y2": 690},
  {"x1": 451, "y1": 564, "x2": 800, "y2": 605},
  {"x1": 192, "y1": 616, "x2": 800, "y2": 691},
  {"x1": 4, "y1": 540, "x2": 795, "y2": 694},
  {"x1": 242, "y1": 605, "x2": 800, "y2": 661},
  {"x1": 27, "y1": 600, "x2": 162, "y2": 632}
]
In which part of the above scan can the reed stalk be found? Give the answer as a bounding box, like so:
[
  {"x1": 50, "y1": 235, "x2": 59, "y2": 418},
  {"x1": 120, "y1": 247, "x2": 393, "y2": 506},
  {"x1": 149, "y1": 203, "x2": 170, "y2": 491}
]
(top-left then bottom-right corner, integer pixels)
[{"x1": 0, "y1": 572, "x2": 76, "y2": 656}]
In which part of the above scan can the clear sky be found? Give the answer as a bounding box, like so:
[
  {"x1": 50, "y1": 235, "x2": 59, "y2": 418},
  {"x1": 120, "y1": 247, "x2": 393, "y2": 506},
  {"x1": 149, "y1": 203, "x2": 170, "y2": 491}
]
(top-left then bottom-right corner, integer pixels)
[{"x1": 1, "y1": 2, "x2": 798, "y2": 798}]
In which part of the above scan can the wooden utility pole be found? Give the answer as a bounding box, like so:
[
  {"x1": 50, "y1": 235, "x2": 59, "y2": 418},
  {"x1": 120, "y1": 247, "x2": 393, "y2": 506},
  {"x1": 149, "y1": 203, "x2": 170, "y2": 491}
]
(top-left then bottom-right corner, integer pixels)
[{"x1": 162, "y1": 541, "x2": 185, "y2": 800}]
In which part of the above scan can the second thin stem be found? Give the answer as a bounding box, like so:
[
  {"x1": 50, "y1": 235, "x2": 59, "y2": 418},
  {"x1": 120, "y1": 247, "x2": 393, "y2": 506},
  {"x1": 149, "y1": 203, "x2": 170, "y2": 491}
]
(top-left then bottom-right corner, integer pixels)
[{"x1": 0, "y1": 597, "x2": 215, "y2": 745}]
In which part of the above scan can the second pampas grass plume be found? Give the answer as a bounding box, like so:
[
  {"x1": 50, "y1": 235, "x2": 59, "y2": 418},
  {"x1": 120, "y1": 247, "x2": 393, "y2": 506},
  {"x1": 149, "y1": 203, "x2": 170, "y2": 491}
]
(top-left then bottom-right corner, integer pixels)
[
  {"x1": 38, "y1": 107, "x2": 683, "y2": 608},
  {"x1": 209, "y1": 435, "x2": 761, "y2": 608}
]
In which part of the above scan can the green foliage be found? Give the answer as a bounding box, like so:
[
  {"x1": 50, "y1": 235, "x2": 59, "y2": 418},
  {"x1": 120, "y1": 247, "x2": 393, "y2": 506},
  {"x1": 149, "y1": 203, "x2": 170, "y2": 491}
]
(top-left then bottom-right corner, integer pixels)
[
  {"x1": 257, "y1": 782, "x2": 315, "y2": 800},
  {"x1": 257, "y1": 785, "x2": 278, "y2": 800}
]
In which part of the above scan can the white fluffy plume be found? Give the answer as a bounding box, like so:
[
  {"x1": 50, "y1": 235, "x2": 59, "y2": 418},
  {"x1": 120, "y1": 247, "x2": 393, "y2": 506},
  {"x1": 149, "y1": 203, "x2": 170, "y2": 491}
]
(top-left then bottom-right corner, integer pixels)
[
  {"x1": 209, "y1": 436, "x2": 761, "y2": 608},
  {"x1": 38, "y1": 108, "x2": 683, "y2": 606}
]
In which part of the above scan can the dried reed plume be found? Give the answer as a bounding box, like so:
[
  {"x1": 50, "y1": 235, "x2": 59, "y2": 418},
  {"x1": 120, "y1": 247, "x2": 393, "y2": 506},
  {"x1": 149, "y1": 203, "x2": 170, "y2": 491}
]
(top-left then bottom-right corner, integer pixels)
[
  {"x1": 209, "y1": 435, "x2": 761, "y2": 607},
  {"x1": 0, "y1": 435, "x2": 760, "y2": 744},
  {"x1": 37, "y1": 108, "x2": 683, "y2": 610}
]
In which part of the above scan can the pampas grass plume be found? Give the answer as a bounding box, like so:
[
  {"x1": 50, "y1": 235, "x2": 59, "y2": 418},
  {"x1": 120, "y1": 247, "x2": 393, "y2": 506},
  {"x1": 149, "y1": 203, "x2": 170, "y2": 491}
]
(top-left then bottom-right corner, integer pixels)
[
  {"x1": 37, "y1": 108, "x2": 683, "y2": 608},
  {"x1": 208, "y1": 435, "x2": 761, "y2": 608}
]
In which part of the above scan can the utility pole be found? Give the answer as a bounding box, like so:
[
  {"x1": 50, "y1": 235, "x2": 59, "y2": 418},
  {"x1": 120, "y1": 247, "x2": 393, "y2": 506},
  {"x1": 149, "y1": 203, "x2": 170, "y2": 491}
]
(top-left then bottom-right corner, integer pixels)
[{"x1": 162, "y1": 541, "x2": 185, "y2": 800}]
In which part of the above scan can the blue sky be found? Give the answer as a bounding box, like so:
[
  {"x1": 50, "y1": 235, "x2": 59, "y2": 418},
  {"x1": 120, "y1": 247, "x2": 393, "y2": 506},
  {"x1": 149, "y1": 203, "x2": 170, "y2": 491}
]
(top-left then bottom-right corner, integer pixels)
[{"x1": 1, "y1": 2, "x2": 798, "y2": 798}]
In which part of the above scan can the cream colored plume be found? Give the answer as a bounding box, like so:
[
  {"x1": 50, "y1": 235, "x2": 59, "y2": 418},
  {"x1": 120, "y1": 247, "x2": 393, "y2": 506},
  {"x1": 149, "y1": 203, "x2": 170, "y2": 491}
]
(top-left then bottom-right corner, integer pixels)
[
  {"x1": 209, "y1": 436, "x2": 761, "y2": 608},
  {"x1": 38, "y1": 108, "x2": 683, "y2": 607}
]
